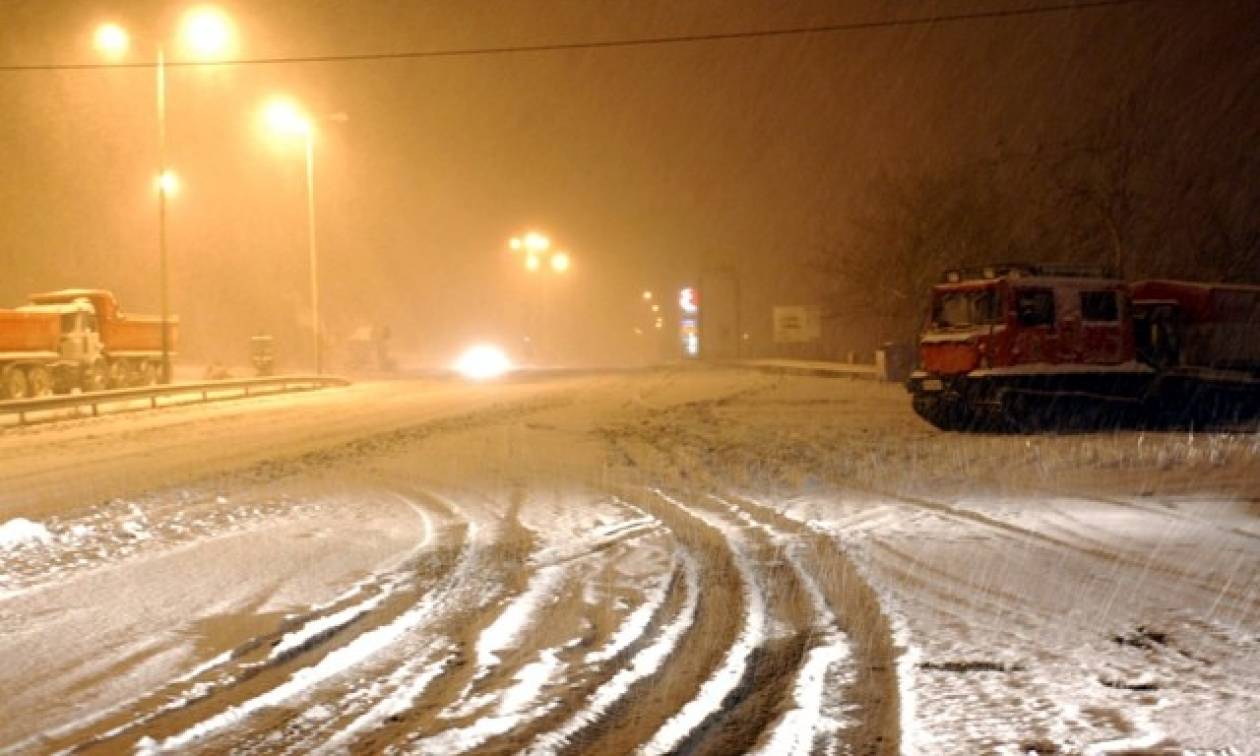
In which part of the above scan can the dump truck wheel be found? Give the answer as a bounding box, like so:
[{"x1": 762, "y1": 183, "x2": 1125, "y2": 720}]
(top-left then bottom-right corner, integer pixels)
[
  {"x1": 26, "y1": 366, "x2": 54, "y2": 397},
  {"x1": 106, "y1": 359, "x2": 130, "y2": 389},
  {"x1": 137, "y1": 361, "x2": 158, "y2": 386},
  {"x1": 2, "y1": 365, "x2": 30, "y2": 399},
  {"x1": 82, "y1": 360, "x2": 109, "y2": 393}
]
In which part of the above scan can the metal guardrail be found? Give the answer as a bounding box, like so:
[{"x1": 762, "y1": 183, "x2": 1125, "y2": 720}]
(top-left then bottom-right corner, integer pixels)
[{"x1": 0, "y1": 375, "x2": 350, "y2": 425}]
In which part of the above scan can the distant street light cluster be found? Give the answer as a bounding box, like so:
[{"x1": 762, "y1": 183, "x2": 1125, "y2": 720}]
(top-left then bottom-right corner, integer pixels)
[{"x1": 508, "y1": 231, "x2": 572, "y2": 274}]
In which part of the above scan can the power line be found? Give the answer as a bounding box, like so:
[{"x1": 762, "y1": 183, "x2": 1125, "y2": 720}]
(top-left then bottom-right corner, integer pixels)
[{"x1": 0, "y1": 0, "x2": 1152, "y2": 72}]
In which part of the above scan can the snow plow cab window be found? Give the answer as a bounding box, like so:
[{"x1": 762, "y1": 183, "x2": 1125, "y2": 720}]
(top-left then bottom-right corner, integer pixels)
[
  {"x1": 932, "y1": 288, "x2": 1004, "y2": 328},
  {"x1": 1015, "y1": 288, "x2": 1055, "y2": 327},
  {"x1": 1080, "y1": 291, "x2": 1119, "y2": 322}
]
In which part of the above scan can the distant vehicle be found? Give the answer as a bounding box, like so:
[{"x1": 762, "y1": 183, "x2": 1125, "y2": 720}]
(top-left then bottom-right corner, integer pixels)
[
  {"x1": 0, "y1": 289, "x2": 176, "y2": 399},
  {"x1": 343, "y1": 325, "x2": 394, "y2": 372},
  {"x1": 905, "y1": 263, "x2": 1260, "y2": 429},
  {"x1": 250, "y1": 335, "x2": 276, "y2": 377}
]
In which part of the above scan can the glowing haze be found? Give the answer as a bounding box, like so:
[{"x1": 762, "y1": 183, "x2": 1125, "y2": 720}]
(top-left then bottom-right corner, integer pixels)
[{"x1": 0, "y1": 1, "x2": 1256, "y2": 371}]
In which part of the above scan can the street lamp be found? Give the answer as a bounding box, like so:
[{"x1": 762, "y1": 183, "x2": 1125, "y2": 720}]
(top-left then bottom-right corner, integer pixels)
[
  {"x1": 262, "y1": 99, "x2": 322, "y2": 374},
  {"x1": 93, "y1": 7, "x2": 235, "y2": 383},
  {"x1": 507, "y1": 231, "x2": 569, "y2": 274},
  {"x1": 524, "y1": 232, "x2": 550, "y2": 253},
  {"x1": 181, "y1": 7, "x2": 236, "y2": 59},
  {"x1": 94, "y1": 23, "x2": 129, "y2": 58},
  {"x1": 506, "y1": 231, "x2": 573, "y2": 363},
  {"x1": 550, "y1": 251, "x2": 571, "y2": 274}
]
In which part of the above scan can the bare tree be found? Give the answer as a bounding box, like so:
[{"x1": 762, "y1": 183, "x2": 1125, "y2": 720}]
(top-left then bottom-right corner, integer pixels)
[
  {"x1": 813, "y1": 156, "x2": 1033, "y2": 345},
  {"x1": 814, "y1": 83, "x2": 1260, "y2": 354}
]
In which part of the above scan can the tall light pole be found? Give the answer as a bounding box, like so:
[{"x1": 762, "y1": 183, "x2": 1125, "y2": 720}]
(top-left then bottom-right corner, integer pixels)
[
  {"x1": 506, "y1": 231, "x2": 572, "y2": 363},
  {"x1": 304, "y1": 127, "x2": 320, "y2": 375},
  {"x1": 156, "y1": 44, "x2": 171, "y2": 383},
  {"x1": 264, "y1": 99, "x2": 322, "y2": 374},
  {"x1": 94, "y1": 7, "x2": 235, "y2": 383}
]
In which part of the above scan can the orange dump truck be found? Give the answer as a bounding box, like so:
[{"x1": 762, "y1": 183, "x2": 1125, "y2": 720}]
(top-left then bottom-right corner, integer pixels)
[{"x1": 0, "y1": 289, "x2": 176, "y2": 399}]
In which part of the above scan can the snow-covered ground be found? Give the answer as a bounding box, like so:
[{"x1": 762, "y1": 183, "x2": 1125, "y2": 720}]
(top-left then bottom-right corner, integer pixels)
[{"x1": 0, "y1": 369, "x2": 1254, "y2": 754}]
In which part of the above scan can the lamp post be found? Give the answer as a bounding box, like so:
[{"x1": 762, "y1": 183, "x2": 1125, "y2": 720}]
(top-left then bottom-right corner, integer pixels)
[
  {"x1": 263, "y1": 99, "x2": 321, "y2": 374},
  {"x1": 304, "y1": 126, "x2": 320, "y2": 375},
  {"x1": 156, "y1": 44, "x2": 171, "y2": 383},
  {"x1": 94, "y1": 8, "x2": 235, "y2": 383},
  {"x1": 506, "y1": 231, "x2": 572, "y2": 363}
]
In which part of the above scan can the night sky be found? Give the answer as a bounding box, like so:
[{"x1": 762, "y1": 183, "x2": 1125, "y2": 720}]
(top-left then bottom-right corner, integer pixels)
[{"x1": 2, "y1": 0, "x2": 1256, "y2": 367}]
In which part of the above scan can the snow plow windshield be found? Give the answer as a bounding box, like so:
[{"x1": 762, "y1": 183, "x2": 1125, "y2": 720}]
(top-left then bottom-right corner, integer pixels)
[{"x1": 931, "y1": 287, "x2": 1004, "y2": 328}]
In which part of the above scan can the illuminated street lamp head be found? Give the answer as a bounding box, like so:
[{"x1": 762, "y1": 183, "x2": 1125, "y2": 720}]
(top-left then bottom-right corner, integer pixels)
[
  {"x1": 550, "y1": 251, "x2": 571, "y2": 274},
  {"x1": 524, "y1": 254, "x2": 541, "y2": 272},
  {"x1": 264, "y1": 99, "x2": 312, "y2": 137},
  {"x1": 180, "y1": 6, "x2": 235, "y2": 59},
  {"x1": 642, "y1": 290, "x2": 653, "y2": 301},
  {"x1": 94, "y1": 23, "x2": 130, "y2": 59},
  {"x1": 509, "y1": 237, "x2": 523, "y2": 252},
  {"x1": 155, "y1": 170, "x2": 180, "y2": 197},
  {"x1": 524, "y1": 232, "x2": 550, "y2": 253}
]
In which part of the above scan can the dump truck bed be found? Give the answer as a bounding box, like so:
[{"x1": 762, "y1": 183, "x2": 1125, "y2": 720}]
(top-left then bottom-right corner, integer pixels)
[{"x1": 0, "y1": 309, "x2": 61, "y2": 354}]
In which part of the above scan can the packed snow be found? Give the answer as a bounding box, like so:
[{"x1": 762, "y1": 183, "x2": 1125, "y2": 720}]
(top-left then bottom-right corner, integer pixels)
[{"x1": 0, "y1": 370, "x2": 1255, "y2": 753}]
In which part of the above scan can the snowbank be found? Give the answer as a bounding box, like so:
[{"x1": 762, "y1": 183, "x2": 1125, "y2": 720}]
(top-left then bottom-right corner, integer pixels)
[{"x1": 0, "y1": 518, "x2": 52, "y2": 551}]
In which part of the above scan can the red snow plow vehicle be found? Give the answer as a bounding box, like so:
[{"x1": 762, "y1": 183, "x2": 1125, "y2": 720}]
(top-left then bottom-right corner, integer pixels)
[
  {"x1": 0, "y1": 289, "x2": 176, "y2": 399},
  {"x1": 905, "y1": 264, "x2": 1260, "y2": 430}
]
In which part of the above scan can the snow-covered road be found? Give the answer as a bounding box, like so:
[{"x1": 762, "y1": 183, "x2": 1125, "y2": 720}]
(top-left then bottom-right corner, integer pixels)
[{"x1": 0, "y1": 369, "x2": 1255, "y2": 754}]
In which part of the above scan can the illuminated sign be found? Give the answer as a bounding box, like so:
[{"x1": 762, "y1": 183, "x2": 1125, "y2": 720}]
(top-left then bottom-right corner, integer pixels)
[
  {"x1": 679, "y1": 287, "x2": 698, "y2": 315},
  {"x1": 679, "y1": 286, "x2": 700, "y2": 357}
]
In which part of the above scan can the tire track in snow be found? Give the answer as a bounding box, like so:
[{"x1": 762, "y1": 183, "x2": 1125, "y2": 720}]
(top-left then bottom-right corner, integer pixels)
[
  {"x1": 266, "y1": 494, "x2": 438, "y2": 664},
  {"x1": 25, "y1": 490, "x2": 451, "y2": 755},
  {"x1": 394, "y1": 501, "x2": 673, "y2": 753},
  {"x1": 523, "y1": 552, "x2": 698, "y2": 755},
  {"x1": 310, "y1": 648, "x2": 456, "y2": 755},
  {"x1": 866, "y1": 485, "x2": 1255, "y2": 609},
  {"x1": 633, "y1": 491, "x2": 767, "y2": 756},
  {"x1": 324, "y1": 496, "x2": 680, "y2": 754},
  {"x1": 708, "y1": 495, "x2": 857, "y2": 756},
  {"x1": 601, "y1": 398, "x2": 899, "y2": 755},
  {"x1": 194, "y1": 486, "x2": 519, "y2": 754},
  {"x1": 723, "y1": 493, "x2": 901, "y2": 756},
  {"x1": 529, "y1": 484, "x2": 746, "y2": 755},
  {"x1": 582, "y1": 549, "x2": 677, "y2": 667},
  {"x1": 404, "y1": 646, "x2": 567, "y2": 754},
  {"x1": 133, "y1": 520, "x2": 487, "y2": 754},
  {"x1": 106, "y1": 488, "x2": 493, "y2": 754}
]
